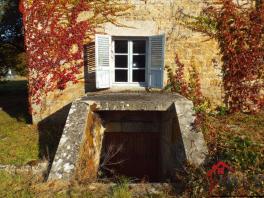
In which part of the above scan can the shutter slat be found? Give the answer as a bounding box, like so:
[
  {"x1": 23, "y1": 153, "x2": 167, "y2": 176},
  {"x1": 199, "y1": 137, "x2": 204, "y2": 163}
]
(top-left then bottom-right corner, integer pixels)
[
  {"x1": 148, "y1": 35, "x2": 165, "y2": 88},
  {"x1": 95, "y1": 34, "x2": 111, "y2": 89}
]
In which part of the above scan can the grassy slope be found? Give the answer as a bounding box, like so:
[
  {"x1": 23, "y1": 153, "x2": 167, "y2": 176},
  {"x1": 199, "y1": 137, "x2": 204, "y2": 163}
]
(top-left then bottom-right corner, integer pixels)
[
  {"x1": 0, "y1": 80, "x2": 39, "y2": 165},
  {"x1": 0, "y1": 111, "x2": 38, "y2": 165}
]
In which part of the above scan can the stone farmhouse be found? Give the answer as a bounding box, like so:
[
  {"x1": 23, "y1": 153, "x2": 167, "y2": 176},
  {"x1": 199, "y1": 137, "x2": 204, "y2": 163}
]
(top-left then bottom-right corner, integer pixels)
[
  {"x1": 25, "y1": 0, "x2": 225, "y2": 124},
  {"x1": 21, "y1": 0, "x2": 234, "y2": 181}
]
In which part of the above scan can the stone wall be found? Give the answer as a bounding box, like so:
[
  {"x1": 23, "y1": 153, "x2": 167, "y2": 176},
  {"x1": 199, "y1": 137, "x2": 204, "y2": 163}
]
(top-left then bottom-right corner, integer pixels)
[
  {"x1": 32, "y1": 79, "x2": 85, "y2": 124},
  {"x1": 31, "y1": 0, "x2": 224, "y2": 123},
  {"x1": 115, "y1": 0, "x2": 223, "y2": 106}
]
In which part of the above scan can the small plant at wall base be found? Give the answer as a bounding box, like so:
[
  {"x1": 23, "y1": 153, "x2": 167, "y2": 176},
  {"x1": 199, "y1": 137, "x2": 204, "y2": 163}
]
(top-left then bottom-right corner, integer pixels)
[
  {"x1": 108, "y1": 177, "x2": 132, "y2": 198},
  {"x1": 180, "y1": 0, "x2": 264, "y2": 113},
  {"x1": 19, "y1": 0, "x2": 129, "y2": 114}
]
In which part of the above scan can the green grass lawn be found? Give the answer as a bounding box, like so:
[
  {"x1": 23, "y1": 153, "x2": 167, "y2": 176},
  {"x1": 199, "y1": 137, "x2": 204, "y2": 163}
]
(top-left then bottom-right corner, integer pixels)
[
  {"x1": 0, "y1": 111, "x2": 39, "y2": 165},
  {"x1": 0, "y1": 80, "x2": 39, "y2": 165}
]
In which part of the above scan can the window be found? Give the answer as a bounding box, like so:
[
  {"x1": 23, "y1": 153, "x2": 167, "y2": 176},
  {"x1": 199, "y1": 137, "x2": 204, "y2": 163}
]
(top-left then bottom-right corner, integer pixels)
[
  {"x1": 132, "y1": 40, "x2": 146, "y2": 83},
  {"x1": 95, "y1": 34, "x2": 165, "y2": 89},
  {"x1": 114, "y1": 39, "x2": 146, "y2": 84},
  {"x1": 114, "y1": 40, "x2": 128, "y2": 82}
]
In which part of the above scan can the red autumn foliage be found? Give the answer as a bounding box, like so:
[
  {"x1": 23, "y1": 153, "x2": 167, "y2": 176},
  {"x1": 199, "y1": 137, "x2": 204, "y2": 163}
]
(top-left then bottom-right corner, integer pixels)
[
  {"x1": 166, "y1": 54, "x2": 206, "y2": 129},
  {"x1": 166, "y1": 54, "x2": 204, "y2": 107},
  {"x1": 204, "y1": 0, "x2": 264, "y2": 112},
  {"x1": 166, "y1": 54, "x2": 188, "y2": 97},
  {"x1": 19, "y1": 0, "x2": 128, "y2": 114},
  {"x1": 188, "y1": 60, "x2": 203, "y2": 107},
  {"x1": 19, "y1": 0, "x2": 91, "y2": 108}
]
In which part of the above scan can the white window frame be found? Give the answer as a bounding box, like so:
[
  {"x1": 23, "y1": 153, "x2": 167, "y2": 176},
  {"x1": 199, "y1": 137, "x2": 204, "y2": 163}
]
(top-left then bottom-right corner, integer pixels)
[
  {"x1": 111, "y1": 37, "x2": 148, "y2": 87},
  {"x1": 95, "y1": 34, "x2": 165, "y2": 89}
]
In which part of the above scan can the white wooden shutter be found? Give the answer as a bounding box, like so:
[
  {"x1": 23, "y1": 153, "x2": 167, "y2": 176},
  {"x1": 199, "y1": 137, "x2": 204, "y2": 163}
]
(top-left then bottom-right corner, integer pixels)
[
  {"x1": 148, "y1": 34, "x2": 165, "y2": 88},
  {"x1": 95, "y1": 34, "x2": 111, "y2": 89}
]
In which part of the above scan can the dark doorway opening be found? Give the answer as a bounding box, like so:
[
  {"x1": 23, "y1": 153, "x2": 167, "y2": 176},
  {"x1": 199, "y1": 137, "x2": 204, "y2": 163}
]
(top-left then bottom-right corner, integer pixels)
[
  {"x1": 98, "y1": 111, "x2": 162, "y2": 182},
  {"x1": 101, "y1": 132, "x2": 160, "y2": 182}
]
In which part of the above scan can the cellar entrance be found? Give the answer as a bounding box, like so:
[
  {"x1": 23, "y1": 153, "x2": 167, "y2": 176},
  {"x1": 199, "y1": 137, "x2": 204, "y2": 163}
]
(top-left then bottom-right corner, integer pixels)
[
  {"x1": 48, "y1": 92, "x2": 208, "y2": 182},
  {"x1": 98, "y1": 111, "x2": 162, "y2": 182}
]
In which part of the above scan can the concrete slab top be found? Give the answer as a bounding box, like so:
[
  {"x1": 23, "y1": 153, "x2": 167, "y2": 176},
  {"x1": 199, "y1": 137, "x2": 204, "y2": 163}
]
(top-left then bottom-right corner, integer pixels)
[{"x1": 81, "y1": 92, "x2": 188, "y2": 111}]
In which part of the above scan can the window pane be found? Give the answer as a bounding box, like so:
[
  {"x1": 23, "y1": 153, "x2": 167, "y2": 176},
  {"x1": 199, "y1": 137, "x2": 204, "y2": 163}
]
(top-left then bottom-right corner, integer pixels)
[
  {"x1": 115, "y1": 70, "x2": 128, "y2": 82},
  {"x1": 115, "y1": 40, "x2": 128, "y2": 53},
  {"x1": 133, "y1": 55, "x2": 145, "y2": 68},
  {"x1": 133, "y1": 70, "x2": 145, "y2": 82},
  {"x1": 115, "y1": 55, "x2": 128, "y2": 68},
  {"x1": 133, "y1": 40, "x2": 146, "y2": 53}
]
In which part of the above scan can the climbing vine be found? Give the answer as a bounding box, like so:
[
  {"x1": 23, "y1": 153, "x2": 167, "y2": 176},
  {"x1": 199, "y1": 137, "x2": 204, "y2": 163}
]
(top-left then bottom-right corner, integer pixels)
[
  {"x1": 166, "y1": 54, "x2": 211, "y2": 130},
  {"x1": 166, "y1": 55, "x2": 205, "y2": 108},
  {"x1": 19, "y1": 0, "x2": 129, "y2": 113},
  {"x1": 165, "y1": 54, "x2": 188, "y2": 97},
  {"x1": 180, "y1": 0, "x2": 264, "y2": 112},
  {"x1": 210, "y1": 0, "x2": 264, "y2": 112}
]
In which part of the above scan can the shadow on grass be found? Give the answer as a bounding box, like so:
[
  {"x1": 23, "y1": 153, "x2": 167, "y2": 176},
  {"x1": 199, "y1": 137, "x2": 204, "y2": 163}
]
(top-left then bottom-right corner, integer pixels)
[
  {"x1": 0, "y1": 80, "x2": 31, "y2": 123},
  {"x1": 0, "y1": 80, "x2": 71, "y2": 168}
]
